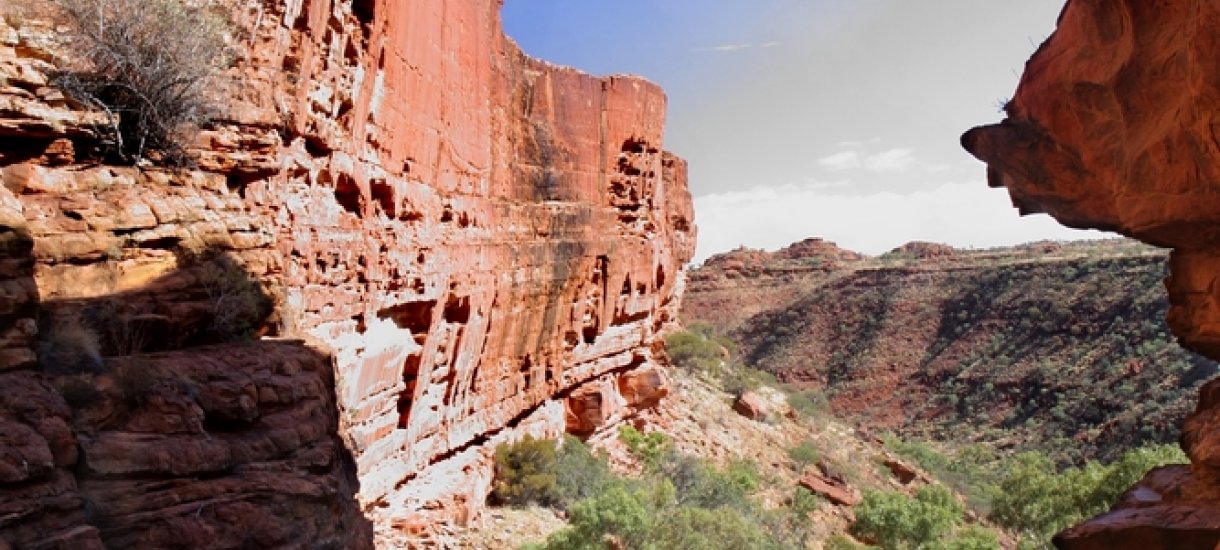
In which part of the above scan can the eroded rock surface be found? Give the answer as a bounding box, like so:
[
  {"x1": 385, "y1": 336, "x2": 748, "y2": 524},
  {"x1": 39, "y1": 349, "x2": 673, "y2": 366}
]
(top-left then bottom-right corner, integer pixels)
[
  {"x1": 963, "y1": 1, "x2": 1220, "y2": 547},
  {"x1": 0, "y1": 0, "x2": 693, "y2": 547}
]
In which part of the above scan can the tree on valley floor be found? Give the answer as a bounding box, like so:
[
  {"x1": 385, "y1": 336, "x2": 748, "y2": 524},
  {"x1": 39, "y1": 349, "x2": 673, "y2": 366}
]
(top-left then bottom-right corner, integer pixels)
[
  {"x1": 853, "y1": 485, "x2": 963, "y2": 549},
  {"x1": 989, "y1": 444, "x2": 1186, "y2": 548}
]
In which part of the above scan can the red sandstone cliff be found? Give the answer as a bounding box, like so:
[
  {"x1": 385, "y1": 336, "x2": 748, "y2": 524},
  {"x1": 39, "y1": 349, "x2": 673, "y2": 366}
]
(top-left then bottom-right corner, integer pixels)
[
  {"x1": 963, "y1": 1, "x2": 1220, "y2": 548},
  {"x1": 0, "y1": 1, "x2": 694, "y2": 547}
]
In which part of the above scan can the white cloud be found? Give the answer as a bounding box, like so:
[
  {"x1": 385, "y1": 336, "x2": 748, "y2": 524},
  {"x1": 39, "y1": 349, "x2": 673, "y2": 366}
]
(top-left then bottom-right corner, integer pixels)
[
  {"x1": 690, "y1": 41, "x2": 781, "y2": 53},
  {"x1": 690, "y1": 180, "x2": 1104, "y2": 264},
  {"x1": 817, "y1": 150, "x2": 861, "y2": 171},
  {"x1": 863, "y1": 148, "x2": 916, "y2": 172},
  {"x1": 817, "y1": 144, "x2": 953, "y2": 175},
  {"x1": 837, "y1": 138, "x2": 881, "y2": 148}
]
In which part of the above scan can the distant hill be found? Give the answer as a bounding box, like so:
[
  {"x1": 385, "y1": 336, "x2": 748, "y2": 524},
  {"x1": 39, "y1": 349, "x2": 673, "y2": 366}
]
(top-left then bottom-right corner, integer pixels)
[{"x1": 683, "y1": 238, "x2": 1214, "y2": 464}]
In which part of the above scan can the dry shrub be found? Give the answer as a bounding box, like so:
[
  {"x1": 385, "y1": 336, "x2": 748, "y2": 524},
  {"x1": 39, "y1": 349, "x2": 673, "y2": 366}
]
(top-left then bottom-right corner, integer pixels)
[
  {"x1": 114, "y1": 359, "x2": 158, "y2": 408},
  {"x1": 195, "y1": 256, "x2": 272, "y2": 342},
  {"x1": 81, "y1": 300, "x2": 150, "y2": 356},
  {"x1": 49, "y1": 0, "x2": 229, "y2": 165},
  {"x1": 38, "y1": 315, "x2": 103, "y2": 374},
  {"x1": 55, "y1": 375, "x2": 105, "y2": 409}
]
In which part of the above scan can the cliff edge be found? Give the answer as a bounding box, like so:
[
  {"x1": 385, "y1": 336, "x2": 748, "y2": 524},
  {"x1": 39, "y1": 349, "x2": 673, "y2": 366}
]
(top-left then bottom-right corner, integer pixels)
[
  {"x1": 0, "y1": 0, "x2": 695, "y2": 547},
  {"x1": 963, "y1": 1, "x2": 1220, "y2": 548}
]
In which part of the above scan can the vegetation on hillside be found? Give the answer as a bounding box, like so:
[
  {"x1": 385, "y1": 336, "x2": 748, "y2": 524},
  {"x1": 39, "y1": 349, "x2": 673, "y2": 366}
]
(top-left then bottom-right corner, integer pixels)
[
  {"x1": 726, "y1": 251, "x2": 1212, "y2": 465},
  {"x1": 883, "y1": 435, "x2": 1186, "y2": 549},
  {"x1": 494, "y1": 432, "x2": 824, "y2": 549},
  {"x1": 665, "y1": 322, "x2": 779, "y2": 396},
  {"x1": 488, "y1": 325, "x2": 1187, "y2": 549},
  {"x1": 658, "y1": 317, "x2": 1193, "y2": 548},
  {"x1": 852, "y1": 485, "x2": 996, "y2": 550}
]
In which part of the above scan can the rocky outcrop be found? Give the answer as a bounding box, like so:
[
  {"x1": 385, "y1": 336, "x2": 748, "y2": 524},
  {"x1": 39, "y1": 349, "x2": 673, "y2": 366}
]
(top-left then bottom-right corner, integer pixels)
[
  {"x1": 962, "y1": 1, "x2": 1220, "y2": 547},
  {"x1": 799, "y1": 464, "x2": 860, "y2": 507},
  {"x1": 685, "y1": 238, "x2": 862, "y2": 335},
  {"x1": 0, "y1": 0, "x2": 693, "y2": 547},
  {"x1": 732, "y1": 391, "x2": 769, "y2": 421}
]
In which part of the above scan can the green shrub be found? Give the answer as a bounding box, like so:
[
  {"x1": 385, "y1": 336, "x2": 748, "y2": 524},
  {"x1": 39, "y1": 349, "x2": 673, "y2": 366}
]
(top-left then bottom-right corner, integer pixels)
[
  {"x1": 929, "y1": 525, "x2": 1000, "y2": 550},
  {"x1": 619, "y1": 425, "x2": 670, "y2": 472},
  {"x1": 553, "y1": 435, "x2": 614, "y2": 510},
  {"x1": 493, "y1": 435, "x2": 560, "y2": 507},
  {"x1": 649, "y1": 504, "x2": 773, "y2": 549},
  {"x1": 665, "y1": 328, "x2": 727, "y2": 376},
  {"x1": 785, "y1": 389, "x2": 828, "y2": 418},
  {"x1": 990, "y1": 444, "x2": 1186, "y2": 547},
  {"x1": 721, "y1": 365, "x2": 774, "y2": 396},
  {"x1": 825, "y1": 534, "x2": 868, "y2": 550},
  {"x1": 883, "y1": 436, "x2": 1000, "y2": 514},
  {"x1": 790, "y1": 486, "x2": 820, "y2": 517},
  {"x1": 786, "y1": 439, "x2": 820, "y2": 471},
  {"x1": 538, "y1": 477, "x2": 782, "y2": 550},
  {"x1": 661, "y1": 455, "x2": 758, "y2": 512},
  {"x1": 539, "y1": 482, "x2": 657, "y2": 550},
  {"x1": 50, "y1": 0, "x2": 229, "y2": 164},
  {"x1": 853, "y1": 486, "x2": 963, "y2": 550},
  {"x1": 1092, "y1": 444, "x2": 1186, "y2": 507}
]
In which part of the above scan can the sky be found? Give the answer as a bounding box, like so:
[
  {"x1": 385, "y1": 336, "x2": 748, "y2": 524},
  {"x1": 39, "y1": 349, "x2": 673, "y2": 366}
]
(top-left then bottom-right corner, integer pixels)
[{"x1": 501, "y1": 0, "x2": 1104, "y2": 264}]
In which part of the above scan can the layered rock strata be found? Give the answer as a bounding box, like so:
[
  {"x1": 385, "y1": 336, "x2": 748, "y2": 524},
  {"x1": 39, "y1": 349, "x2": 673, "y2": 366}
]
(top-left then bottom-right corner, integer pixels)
[
  {"x1": 962, "y1": 1, "x2": 1220, "y2": 547},
  {"x1": 0, "y1": 0, "x2": 694, "y2": 547}
]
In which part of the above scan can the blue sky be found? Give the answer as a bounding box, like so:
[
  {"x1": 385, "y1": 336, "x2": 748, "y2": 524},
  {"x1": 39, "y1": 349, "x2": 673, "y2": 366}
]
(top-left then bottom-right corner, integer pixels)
[{"x1": 503, "y1": 1, "x2": 1102, "y2": 262}]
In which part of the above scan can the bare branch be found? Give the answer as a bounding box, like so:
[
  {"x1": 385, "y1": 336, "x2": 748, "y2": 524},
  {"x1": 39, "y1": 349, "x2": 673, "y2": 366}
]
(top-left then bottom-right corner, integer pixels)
[{"x1": 49, "y1": 0, "x2": 230, "y2": 166}]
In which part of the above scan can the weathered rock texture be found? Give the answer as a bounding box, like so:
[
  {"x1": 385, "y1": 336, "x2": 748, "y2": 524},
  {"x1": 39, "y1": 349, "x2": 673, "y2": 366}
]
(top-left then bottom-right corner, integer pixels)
[
  {"x1": 962, "y1": 1, "x2": 1220, "y2": 547},
  {"x1": 0, "y1": 0, "x2": 694, "y2": 547}
]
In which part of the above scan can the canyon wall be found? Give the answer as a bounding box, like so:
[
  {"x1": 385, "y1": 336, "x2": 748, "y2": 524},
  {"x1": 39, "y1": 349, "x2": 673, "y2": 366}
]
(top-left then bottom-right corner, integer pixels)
[
  {"x1": 0, "y1": 0, "x2": 694, "y2": 547},
  {"x1": 963, "y1": 1, "x2": 1220, "y2": 548}
]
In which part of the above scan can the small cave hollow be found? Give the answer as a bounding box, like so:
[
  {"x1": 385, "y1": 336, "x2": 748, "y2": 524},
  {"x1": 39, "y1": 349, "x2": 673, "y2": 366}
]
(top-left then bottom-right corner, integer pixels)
[
  {"x1": 443, "y1": 295, "x2": 471, "y2": 324},
  {"x1": 520, "y1": 355, "x2": 534, "y2": 389},
  {"x1": 370, "y1": 178, "x2": 396, "y2": 217},
  {"x1": 621, "y1": 138, "x2": 648, "y2": 154},
  {"x1": 378, "y1": 300, "x2": 437, "y2": 339},
  {"x1": 334, "y1": 173, "x2": 363, "y2": 215},
  {"x1": 397, "y1": 353, "x2": 421, "y2": 429},
  {"x1": 351, "y1": 0, "x2": 375, "y2": 42}
]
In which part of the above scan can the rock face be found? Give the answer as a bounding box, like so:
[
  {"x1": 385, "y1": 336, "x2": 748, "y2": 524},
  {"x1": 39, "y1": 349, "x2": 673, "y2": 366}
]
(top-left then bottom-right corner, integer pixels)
[
  {"x1": 962, "y1": 1, "x2": 1220, "y2": 547},
  {"x1": 0, "y1": 0, "x2": 693, "y2": 548}
]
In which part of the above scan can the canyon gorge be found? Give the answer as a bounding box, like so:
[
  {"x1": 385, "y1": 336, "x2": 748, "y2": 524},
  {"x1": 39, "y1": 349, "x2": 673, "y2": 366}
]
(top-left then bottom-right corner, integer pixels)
[{"x1": 2, "y1": 0, "x2": 1220, "y2": 548}]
